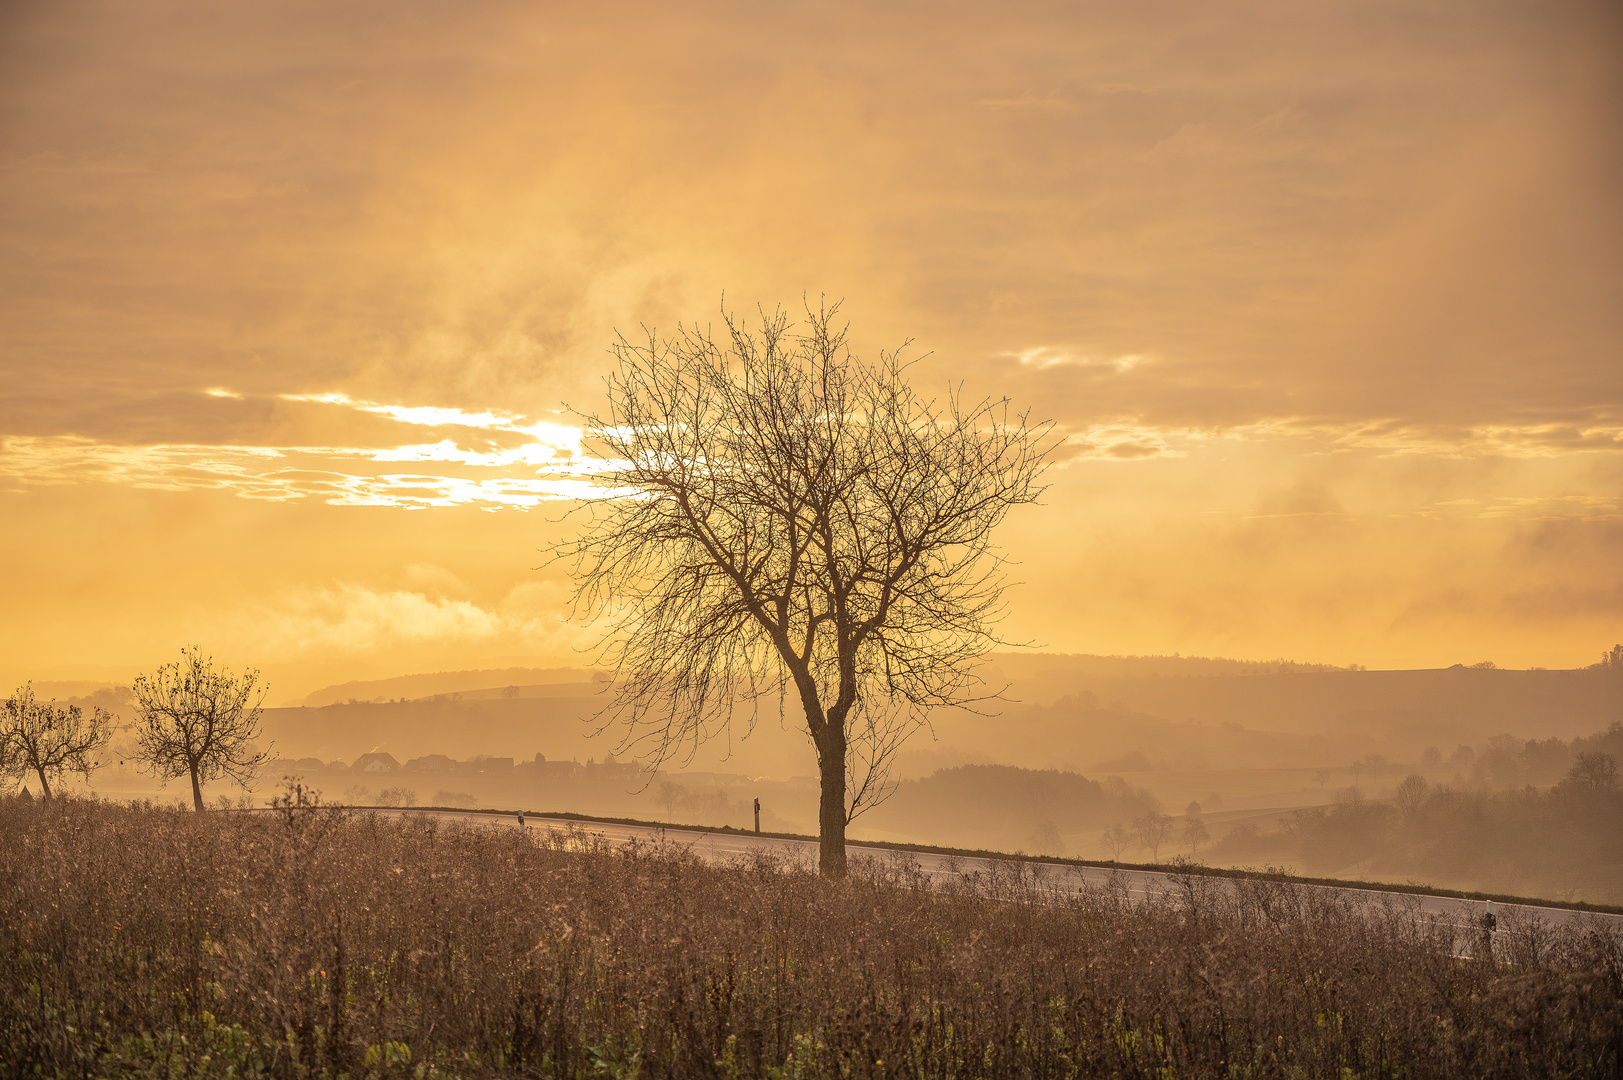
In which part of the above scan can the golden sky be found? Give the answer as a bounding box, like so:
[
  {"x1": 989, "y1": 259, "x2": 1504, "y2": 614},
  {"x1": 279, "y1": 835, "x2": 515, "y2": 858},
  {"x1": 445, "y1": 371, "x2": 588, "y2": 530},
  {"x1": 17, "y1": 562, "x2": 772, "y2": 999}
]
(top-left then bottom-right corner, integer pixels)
[{"x1": 2, "y1": 0, "x2": 1619, "y2": 696}]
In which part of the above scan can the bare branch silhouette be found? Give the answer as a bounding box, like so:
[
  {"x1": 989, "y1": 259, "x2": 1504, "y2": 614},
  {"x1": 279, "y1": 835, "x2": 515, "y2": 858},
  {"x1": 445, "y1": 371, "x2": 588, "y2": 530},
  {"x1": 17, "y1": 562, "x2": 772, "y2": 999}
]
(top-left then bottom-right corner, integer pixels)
[
  {"x1": 557, "y1": 298, "x2": 1054, "y2": 876},
  {"x1": 1, "y1": 683, "x2": 113, "y2": 798},
  {"x1": 132, "y1": 646, "x2": 272, "y2": 811}
]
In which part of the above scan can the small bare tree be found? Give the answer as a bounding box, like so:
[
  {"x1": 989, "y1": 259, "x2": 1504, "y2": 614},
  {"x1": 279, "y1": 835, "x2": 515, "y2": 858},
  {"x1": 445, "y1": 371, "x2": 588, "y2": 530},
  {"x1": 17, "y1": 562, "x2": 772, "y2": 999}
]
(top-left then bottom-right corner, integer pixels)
[
  {"x1": 1393, "y1": 773, "x2": 1430, "y2": 821},
  {"x1": 131, "y1": 646, "x2": 272, "y2": 811},
  {"x1": 560, "y1": 300, "x2": 1053, "y2": 877},
  {"x1": 0, "y1": 693, "x2": 22, "y2": 792},
  {"x1": 1101, "y1": 822, "x2": 1132, "y2": 860},
  {"x1": 1565, "y1": 752, "x2": 1618, "y2": 792},
  {"x1": 1182, "y1": 815, "x2": 1210, "y2": 857},
  {"x1": 1, "y1": 683, "x2": 113, "y2": 798},
  {"x1": 1133, "y1": 812, "x2": 1176, "y2": 862}
]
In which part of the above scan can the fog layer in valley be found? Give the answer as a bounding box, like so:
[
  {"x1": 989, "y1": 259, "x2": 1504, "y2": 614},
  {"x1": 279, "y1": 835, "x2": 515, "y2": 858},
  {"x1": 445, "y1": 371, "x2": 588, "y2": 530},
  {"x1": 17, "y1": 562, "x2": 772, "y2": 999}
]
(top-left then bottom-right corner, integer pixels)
[{"x1": 50, "y1": 650, "x2": 1623, "y2": 903}]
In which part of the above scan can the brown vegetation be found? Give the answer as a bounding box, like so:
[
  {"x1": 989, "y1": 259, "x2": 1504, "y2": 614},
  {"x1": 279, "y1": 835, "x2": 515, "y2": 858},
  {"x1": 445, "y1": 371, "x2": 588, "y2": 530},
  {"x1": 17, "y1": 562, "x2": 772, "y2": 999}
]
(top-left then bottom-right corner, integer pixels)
[{"x1": 4, "y1": 794, "x2": 1621, "y2": 1078}]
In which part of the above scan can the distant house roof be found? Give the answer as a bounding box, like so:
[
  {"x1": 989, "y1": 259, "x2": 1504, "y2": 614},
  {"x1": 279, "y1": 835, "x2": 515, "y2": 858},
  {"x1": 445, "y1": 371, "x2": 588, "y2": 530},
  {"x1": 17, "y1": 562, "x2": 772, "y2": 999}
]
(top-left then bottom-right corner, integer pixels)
[
  {"x1": 352, "y1": 752, "x2": 400, "y2": 773},
  {"x1": 587, "y1": 755, "x2": 641, "y2": 780}
]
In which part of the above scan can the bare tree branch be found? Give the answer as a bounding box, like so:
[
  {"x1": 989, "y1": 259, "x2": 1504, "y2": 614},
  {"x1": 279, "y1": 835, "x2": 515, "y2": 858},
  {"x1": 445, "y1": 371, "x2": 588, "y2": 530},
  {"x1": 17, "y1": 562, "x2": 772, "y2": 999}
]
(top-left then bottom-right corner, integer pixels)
[
  {"x1": 556, "y1": 298, "x2": 1055, "y2": 876},
  {"x1": 1, "y1": 683, "x2": 113, "y2": 798},
  {"x1": 131, "y1": 646, "x2": 273, "y2": 812}
]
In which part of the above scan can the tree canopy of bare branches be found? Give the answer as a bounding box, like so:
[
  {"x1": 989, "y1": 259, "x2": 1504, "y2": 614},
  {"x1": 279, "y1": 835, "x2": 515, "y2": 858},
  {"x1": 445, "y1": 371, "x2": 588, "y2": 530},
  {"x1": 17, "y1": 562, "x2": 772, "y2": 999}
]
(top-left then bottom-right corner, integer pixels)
[
  {"x1": 1, "y1": 683, "x2": 113, "y2": 798},
  {"x1": 559, "y1": 300, "x2": 1053, "y2": 876},
  {"x1": 1134, "y1": 812, "x2": 1177, "y2": 863},
  {"x1": 132, "y1": 646, "x2": 272, "y2": 811}
]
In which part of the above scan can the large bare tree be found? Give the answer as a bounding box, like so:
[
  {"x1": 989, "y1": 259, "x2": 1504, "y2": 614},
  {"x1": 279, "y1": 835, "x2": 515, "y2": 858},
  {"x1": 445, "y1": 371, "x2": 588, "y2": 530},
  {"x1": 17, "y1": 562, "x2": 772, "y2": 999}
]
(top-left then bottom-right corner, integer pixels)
[
  {"x1": 560, "y1": 301, "x2": 1053, "y2": 877},
  {"x1": 1, "y1": 683, "x2": 114, "y2": 798},
  {"x1": 132, "y1": 646, "x2": 273, "y2": 811}
]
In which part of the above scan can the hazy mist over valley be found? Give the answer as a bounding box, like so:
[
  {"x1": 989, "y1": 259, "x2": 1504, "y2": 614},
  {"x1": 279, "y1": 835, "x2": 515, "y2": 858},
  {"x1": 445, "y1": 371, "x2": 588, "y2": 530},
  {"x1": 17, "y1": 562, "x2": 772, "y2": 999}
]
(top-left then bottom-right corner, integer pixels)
[{"x1": 45, "y1": 649, "x2": 1623, "y2": 904}]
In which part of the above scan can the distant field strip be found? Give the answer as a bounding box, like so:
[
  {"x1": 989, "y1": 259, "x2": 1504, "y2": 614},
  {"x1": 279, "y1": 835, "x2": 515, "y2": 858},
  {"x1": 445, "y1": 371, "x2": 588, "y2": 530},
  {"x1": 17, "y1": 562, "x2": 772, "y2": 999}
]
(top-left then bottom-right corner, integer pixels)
[{"x1": 374, "y1": 807, "x2": 1623, "y2": 945}]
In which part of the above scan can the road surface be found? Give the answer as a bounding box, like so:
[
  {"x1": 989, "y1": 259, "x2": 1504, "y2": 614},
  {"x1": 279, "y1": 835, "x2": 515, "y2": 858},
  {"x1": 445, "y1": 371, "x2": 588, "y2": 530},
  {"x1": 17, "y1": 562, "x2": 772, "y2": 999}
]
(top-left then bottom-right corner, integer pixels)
[{"x1": 378, "y1": 807, "x2": 1623, "y2": 942}]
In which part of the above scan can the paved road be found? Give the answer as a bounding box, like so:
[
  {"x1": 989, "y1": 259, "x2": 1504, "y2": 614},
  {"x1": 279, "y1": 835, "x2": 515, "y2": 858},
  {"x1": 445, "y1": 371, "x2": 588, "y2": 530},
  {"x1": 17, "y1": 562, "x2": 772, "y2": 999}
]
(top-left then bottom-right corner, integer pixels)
[{"x1": 381, "y1": 807, "x2": 1623, "y2": 943}]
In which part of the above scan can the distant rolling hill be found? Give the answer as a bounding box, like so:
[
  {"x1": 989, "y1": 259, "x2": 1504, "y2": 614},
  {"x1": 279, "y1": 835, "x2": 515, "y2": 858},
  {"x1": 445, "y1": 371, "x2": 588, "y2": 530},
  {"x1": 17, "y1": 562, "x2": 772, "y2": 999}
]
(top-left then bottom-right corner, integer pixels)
[
  {"x1": 981, "y1": 655, "x2": 1621, "y2": 744},
  {"x1": 296, "y1": 666, "x2": 598, "y2": 707},
  {"x1": 258, "y1": 685, "x2": 815, "y2": 776},
  {"x1": 262, "y1": 688, "x2": 606, "y2": 763},
  {"x1": 257, "y1": 655, "x2": 1620, "y2": 779}
]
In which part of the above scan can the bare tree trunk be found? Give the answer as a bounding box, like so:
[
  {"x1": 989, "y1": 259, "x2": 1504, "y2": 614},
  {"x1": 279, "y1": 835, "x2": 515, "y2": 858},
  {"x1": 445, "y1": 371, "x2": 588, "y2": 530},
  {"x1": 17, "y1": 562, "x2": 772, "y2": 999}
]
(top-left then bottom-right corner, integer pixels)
[
  {"x1": 35, "y1": 768, "x2": 52, "y2": 800},
  {"x1": 817, "y1": 734, "x2": 848, "y2": 879},
  {"x1": 190, "y1": 766, "x2": 205, "y2": 812}
]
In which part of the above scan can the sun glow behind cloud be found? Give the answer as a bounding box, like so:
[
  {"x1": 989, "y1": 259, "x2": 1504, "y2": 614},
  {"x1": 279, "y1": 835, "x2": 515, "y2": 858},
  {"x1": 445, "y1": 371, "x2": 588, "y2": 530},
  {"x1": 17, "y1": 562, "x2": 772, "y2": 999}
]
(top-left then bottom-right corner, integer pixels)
[
  {"x1": 0, "y1": 390, "x2": 612, "y2": 509},
  {"x1": 0, "y1": 435, "x2": 607, "y2": 508},
  {"x1": 279, "y1": 391, "x2": 582, "y2": 449},
  {"x1": 8, "y1": 393, "x2": 1618, "y2": 515}
]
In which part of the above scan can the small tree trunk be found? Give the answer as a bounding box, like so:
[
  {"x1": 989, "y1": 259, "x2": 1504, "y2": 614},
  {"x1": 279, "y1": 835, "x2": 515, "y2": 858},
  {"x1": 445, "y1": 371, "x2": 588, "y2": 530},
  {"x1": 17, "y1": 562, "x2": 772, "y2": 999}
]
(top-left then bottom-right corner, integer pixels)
[
  {"x1": 190, "y1": 767, "x2": 205, "y2": 812},
  {"x1": 35, "y1": 768, "x2": 52, "y2": 800},
  {"x1": 817, "y1": 738, "x2": 848, "y2": 879}
]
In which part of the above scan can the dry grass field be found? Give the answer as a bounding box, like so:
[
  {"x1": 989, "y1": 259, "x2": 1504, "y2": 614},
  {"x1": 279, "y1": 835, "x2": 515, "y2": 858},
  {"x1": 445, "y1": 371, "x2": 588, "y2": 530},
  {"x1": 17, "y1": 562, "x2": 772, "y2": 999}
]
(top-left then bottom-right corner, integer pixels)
[{"x1": 4, "y1": 793, "x2": 1621, "y2": 1079}]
